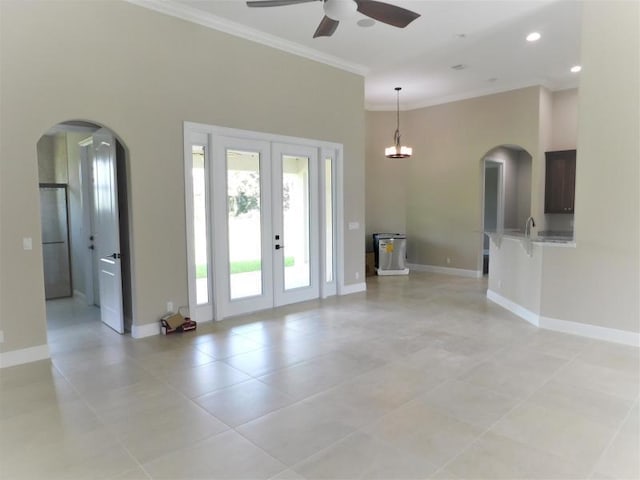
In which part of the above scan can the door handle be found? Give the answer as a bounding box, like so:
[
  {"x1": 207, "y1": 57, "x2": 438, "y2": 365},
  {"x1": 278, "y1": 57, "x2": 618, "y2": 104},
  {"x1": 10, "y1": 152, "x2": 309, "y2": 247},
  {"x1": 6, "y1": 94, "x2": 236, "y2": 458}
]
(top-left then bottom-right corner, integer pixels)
[
  {"x1": 109, "y1": 253, "x2": 121, "y2": 259},
  {"x1": 275, "y1": 245, "x2": 284, "y2": 250},
  {"x1": 88, "y1": 245, "x2": 94, "y2": 250}
]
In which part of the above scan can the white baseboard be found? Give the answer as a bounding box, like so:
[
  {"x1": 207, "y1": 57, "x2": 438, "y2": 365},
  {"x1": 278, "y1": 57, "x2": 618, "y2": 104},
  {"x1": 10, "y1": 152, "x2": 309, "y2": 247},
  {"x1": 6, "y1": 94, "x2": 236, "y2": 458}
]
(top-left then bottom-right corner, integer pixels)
[
  {"x1": 407, "y1": 263, "x2": 483, "y2": 279},
  {"x1": 486, "y1": 289, "x2": 540, "y2": 326},
  {"x1": 376, "y1": 268, "x2": 410, "y2": 276},
  {"x1": 73, "y1": 290, "x2": 86, "y2": 302},
  {"x1": 339, "y1": 282, "x2": 367, "y2": 295},
  {"x1": 131, "y1": 322, "x2": 161, "y2": 339},
  {"x1": 0, "y1": 344, "x2": 50, "y2": 368},
  {"x1": 540, "y1": 315, "x2": 640, "y2": 347},
  {"x1": 487, "y1": 289, "x2": 639, "y2": 347}
]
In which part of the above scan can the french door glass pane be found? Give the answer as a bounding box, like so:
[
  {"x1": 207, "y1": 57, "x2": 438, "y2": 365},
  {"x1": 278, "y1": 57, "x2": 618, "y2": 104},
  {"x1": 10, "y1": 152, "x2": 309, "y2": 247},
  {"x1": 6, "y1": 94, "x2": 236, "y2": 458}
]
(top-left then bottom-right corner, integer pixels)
[
  {"x1": 227, "y1": 149, "x2": 262, "y2": 299},
  {"x1": 325, "y1": 157, "x2": 333, "y2": 283},
  {"x1": 192, "y1": 145, "x2": 209, "y2": 305},
  {"x1": 282, "y1": 155, "x2": 310, "y2": 290}
]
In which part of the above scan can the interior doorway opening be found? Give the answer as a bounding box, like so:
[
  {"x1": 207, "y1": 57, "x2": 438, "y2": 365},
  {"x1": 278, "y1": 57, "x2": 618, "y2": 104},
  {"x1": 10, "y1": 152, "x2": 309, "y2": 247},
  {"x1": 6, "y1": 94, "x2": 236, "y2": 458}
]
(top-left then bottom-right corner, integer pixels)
[
  {"x1": 480, "y1": 145, "x2": 533, "y2": 275},
  {"x1": 37, "y1": 120, "x2": 133, "y2": 340}
]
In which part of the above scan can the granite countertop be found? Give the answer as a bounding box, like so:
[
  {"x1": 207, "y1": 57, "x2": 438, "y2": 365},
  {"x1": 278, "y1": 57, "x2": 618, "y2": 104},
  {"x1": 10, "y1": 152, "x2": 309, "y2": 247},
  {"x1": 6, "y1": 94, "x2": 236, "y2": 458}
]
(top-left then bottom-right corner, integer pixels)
[{"x1": 485, "y1": 229, "x2": 575, "y2": 244}]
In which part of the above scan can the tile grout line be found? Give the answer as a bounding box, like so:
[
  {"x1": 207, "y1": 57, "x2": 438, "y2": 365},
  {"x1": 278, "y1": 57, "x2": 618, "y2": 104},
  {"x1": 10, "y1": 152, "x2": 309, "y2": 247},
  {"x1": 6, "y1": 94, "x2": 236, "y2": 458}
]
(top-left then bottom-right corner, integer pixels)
[
  {"x1": 433, "y1": 348, "x2": 589, "y2": 476},
  {"x1": 586, "y1": 396, "x2": 639, "y2": 479},
  {"x1": 49, "y1": 359, "x2": 155, "y2": 479}
]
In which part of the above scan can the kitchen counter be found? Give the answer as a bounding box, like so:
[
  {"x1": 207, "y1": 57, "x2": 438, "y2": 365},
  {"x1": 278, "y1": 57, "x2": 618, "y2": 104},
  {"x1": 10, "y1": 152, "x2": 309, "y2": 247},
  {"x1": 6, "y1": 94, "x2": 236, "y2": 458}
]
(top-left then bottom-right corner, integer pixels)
[{"x1": 485, "y1": 230, "x2": 575, "y2": 247}]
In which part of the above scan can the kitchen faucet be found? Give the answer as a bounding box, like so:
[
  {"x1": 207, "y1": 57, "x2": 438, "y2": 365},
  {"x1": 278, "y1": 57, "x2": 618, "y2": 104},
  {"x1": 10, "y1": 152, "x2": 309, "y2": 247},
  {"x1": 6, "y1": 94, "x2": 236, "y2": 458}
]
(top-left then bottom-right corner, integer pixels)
[{"x1": 524, "y1": 216, "x2": 536, "y2": 237}]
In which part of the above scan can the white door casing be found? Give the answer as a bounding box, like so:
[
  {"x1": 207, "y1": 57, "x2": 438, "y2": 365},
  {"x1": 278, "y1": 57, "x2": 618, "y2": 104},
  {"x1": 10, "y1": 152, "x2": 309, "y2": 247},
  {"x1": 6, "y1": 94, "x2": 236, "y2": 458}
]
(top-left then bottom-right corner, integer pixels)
[
  {"x1": 93, "y1": 129, "x2": 124, "y2": 333},
  {"x1": 183, "y1": 122, "x2": 342, "y2": 322}
]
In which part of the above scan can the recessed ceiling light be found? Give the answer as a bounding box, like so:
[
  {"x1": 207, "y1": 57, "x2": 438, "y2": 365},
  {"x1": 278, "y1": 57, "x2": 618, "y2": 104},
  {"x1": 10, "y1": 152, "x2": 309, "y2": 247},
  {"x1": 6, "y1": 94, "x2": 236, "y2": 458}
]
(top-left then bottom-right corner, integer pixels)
[
  {"x1": 526, "y1": 32, "x2": 541, "y2": 42},
  {"x1": 357, "y1": 18, "x2": 375, "y2": 28},
  {"x1": 487, "y1": 78, "x2": 498, "y2": 82},
  {"x1": 451, "y1": 64, "x2": 467, "y2": 70},
  {"x1": 456, "y1": 33, "x2": 467, "y2": 39},
  {"x1": 570, "y1": 65, "x2": 582, "y2": 73}
]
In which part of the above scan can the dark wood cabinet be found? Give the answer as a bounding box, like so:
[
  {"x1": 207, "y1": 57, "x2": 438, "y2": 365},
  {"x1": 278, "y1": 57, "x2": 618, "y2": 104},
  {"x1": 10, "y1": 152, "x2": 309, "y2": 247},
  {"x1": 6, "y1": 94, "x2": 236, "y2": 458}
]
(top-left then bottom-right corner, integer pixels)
[{"x1": 545, "y1": 149, "x2": 576, "y2": 214}]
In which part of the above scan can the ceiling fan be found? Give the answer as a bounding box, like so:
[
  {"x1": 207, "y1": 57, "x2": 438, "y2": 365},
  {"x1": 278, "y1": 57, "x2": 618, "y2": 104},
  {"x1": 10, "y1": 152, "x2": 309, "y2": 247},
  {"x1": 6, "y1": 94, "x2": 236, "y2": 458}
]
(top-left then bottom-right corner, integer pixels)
[{"x1": 246, "y1": 0, "x2": 421, "y2": 38}]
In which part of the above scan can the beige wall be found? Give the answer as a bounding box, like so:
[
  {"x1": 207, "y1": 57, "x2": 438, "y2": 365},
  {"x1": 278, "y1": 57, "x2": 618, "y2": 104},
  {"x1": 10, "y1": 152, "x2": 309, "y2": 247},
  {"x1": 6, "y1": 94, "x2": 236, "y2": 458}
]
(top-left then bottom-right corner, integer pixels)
[
  {"x1": 550, "y1": 88, "x2": 579, "y2": 151},
  {"x1": 364, "y1": 111, "x2": 409, "y2": 250},
  {"x1": 540, "y1": 0, "x2": 639, "y2": 333},
  {"x1": 0, "y1": 0, "x2": 365, "y2": 354},
  {"x1": 405, "y1": 87, "x2": 541, "y2": 271}
]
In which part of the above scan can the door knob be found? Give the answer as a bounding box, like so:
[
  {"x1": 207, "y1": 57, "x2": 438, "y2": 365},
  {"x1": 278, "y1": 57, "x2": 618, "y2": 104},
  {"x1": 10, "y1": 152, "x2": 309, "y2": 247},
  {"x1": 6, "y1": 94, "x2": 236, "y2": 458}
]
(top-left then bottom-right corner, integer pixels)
[{"x1": 275, "y1": 245, "x2": 283, "y2": 250}]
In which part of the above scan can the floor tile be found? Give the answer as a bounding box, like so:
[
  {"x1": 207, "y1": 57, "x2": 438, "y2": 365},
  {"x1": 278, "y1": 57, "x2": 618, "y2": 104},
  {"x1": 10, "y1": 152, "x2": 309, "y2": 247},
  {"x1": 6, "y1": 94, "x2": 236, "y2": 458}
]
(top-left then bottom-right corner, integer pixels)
[
  {"x1": 193, "y1": 333, "x2": 264, "y2": 359},
  {"x1": 257, "y1": 351, "x2": 383, "y2": 400},
  {"x1": 447, "y1": 431, "x2": 586, "y2": 479},
  {"x1": 4, "y1": 275, "x2": 632, "y2": 480},
  {"x1": 420, "y1": 380, "x2": 520, "y2": 429},
  {"x1": 526, "y1": 379, "x2": 634, "y2": 428},
  {"x1": 552, "y1": 359, "x2": 640, "y2": 401},
  {"x1": 236, "y1": 394, "x2": 365, "y2": 465},
  {"x1": 194, "y1": 378, "x2": 296, "y2": 426},
  {"x1": 292, "y1": 431, "x2": 436, "y2": 479},
  {"x1": 162, "y1": 360, "x2": 252, "y2": 398},
  {"x1": 104, "y1": 400, "x2": 229, "y2": 464},
  {"x1": 594, "y1": 427, "x2": 640, "y2": 480},
  {"x1": 490, "y1": 402, "x2": 617, "y2": 470},
  {"x1": 143, "y1": 430, "x2": 286, "y2": 479},
  {"x1": 363, "y1": 400, "x2": 483, "y2": 469},
  {"x1": 222, "y1": 345, "x2": 311, "y2": 377},
  {"x1": 320, "y1": 361, "x2": 446, "y2": 422}
]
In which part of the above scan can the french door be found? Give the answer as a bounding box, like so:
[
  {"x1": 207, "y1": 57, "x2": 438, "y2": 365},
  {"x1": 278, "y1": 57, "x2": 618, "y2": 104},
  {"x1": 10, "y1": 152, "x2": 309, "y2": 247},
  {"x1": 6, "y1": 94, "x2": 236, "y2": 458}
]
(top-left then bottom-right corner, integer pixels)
[
  {"x1": 185, "y1": 124, "x2": 340, "y2": 322},
  {"x1": 212, "y1": 137, "x2": 319, "y2": 318}
]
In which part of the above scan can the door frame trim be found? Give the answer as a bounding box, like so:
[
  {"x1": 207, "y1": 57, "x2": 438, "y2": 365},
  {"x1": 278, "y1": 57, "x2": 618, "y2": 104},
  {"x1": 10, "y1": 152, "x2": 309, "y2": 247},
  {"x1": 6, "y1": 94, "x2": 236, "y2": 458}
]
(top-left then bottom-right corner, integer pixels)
[{"x1": 183, "y1": 121, "x2": 345, "y2": 321}]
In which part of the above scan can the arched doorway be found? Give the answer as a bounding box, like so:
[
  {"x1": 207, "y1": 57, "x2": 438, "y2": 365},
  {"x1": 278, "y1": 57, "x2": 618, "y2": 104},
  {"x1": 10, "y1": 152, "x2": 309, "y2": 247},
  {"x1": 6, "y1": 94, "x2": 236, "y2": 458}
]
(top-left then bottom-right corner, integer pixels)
[
  {"x1": 480, "y1": 145, "x2": 533, "y2": 275},
  {"x1": 37, "y1": 120, "x2": 133, "y2": 343}
]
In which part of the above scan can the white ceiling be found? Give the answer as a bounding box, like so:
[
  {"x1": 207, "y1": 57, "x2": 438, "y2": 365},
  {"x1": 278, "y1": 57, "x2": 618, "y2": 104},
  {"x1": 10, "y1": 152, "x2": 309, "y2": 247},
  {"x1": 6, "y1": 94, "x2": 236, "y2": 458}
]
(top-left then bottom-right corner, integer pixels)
[{"x1": 131, "y1": 0, "x2": 583, "y2": 110}]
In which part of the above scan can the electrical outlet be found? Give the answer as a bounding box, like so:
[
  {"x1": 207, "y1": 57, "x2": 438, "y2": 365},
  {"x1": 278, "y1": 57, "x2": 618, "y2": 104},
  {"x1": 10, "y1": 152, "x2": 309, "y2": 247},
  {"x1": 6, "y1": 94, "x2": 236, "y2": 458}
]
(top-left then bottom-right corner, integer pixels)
[
  {"x1": 446, "y1": 257, "x2": 451, "y2": 264},
  {"x1": 355, "y1": 272, "x2": 360, "y2": 280},
  {"x1": 23, "y1": 237, "x2": 32, "y2": 250},
  {"x1": 498, "y1": 280, "x2": 502, "y2": 289},
  {"x1": 0, "y1": 330, "x2": 4, "y2": 343},
  {"x1": 167, "y1": 301, "x2": 174, "y2": 313}
]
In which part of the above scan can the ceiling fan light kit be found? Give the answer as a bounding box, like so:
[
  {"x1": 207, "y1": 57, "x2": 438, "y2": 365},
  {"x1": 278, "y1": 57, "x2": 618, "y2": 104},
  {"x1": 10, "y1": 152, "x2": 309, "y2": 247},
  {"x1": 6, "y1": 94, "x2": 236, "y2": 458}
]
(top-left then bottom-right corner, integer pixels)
[
  {"x1": 246, "y1": 0, "x2": 420, "y2": 38},
  {"x1": 385, "y1": 87, "x2": 412, "y2": 159},
  {"x1": 323, "y1": 0, "x2": 357, "y2": 21}
]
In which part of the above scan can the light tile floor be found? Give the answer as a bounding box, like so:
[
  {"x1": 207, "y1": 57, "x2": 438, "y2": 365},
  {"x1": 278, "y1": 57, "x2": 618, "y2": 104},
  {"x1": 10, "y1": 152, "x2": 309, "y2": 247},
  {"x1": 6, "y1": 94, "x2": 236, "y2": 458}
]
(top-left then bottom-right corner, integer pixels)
[{"x1": 1, "y1": 273, "x2": 638, "y2": 479}]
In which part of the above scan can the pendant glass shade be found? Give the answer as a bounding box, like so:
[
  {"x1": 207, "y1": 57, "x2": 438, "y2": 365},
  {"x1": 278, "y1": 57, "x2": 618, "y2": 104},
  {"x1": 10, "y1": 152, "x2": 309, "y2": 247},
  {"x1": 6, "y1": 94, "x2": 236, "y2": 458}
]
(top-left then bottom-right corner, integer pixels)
[
  {"x1": 385, "y1": 87, "x2": 412, "y2": 159},
  {"x1": 385, "y1": 145, "x2": 413, "y2": 158}
]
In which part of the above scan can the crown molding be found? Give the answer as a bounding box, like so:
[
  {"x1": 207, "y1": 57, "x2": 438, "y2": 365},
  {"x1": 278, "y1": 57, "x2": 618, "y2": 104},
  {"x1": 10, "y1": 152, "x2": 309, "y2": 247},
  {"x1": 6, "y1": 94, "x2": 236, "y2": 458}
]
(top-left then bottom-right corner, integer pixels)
[
  {"x1": 366, "y1": 78, "x2": 580, "y2": 112},
  {"x1": 125, "y1": 0, "x2": 368, "y2": 77}
]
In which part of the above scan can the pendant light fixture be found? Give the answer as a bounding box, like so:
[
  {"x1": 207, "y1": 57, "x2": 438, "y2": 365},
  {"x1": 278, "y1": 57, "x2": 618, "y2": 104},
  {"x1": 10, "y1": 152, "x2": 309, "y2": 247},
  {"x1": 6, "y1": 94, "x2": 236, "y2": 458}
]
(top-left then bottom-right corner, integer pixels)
[{"x1": 385, "y1": 87, "x2": 412, "y2": 159}]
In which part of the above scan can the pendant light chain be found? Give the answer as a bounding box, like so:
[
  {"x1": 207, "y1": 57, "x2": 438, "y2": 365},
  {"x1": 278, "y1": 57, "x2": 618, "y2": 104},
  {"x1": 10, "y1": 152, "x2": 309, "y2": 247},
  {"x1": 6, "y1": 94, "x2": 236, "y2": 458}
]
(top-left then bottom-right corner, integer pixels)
[{"x1": 395, "y1": 87, "x2": 401, "y2": 147}]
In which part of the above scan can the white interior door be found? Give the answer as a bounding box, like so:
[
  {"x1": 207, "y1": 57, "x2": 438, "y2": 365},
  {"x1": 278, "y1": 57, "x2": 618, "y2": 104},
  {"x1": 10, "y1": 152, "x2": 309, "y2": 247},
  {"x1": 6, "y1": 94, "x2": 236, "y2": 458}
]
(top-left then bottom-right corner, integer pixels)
[
  {"x1": 212, "y1": 137, "x2": 320, "y2": 318},
  {"x1": 93, "y1": 129, "x2": 124, "y2": 333}
]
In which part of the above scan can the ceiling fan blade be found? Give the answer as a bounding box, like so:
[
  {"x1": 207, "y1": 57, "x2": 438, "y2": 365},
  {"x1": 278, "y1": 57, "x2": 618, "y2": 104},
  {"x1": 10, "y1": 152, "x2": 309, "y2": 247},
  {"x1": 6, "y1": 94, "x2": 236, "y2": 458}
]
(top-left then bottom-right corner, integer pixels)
[
  {"x1": 354, "y1": 0, "x2": 420, "y2": 28},
  {"x1": 313, "y1": 15, "x2": 339, "y2": 38},
  {"x1": 247, "y1": 0, "x2": 318, "y2": 7}
]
